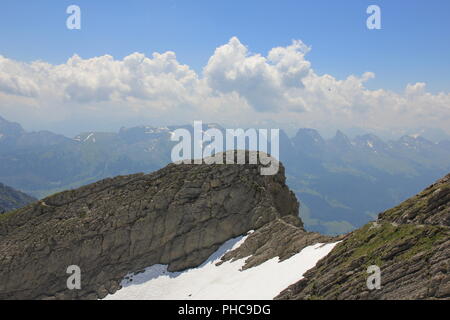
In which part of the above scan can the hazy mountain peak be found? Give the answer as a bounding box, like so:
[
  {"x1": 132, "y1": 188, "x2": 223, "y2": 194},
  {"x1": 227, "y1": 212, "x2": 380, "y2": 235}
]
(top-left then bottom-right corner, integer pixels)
[
  {"x1": 398, "y1": 134, "x2": 433, "y2": 148},
  {"x1": 0, "y1": 116, "x2": 25, "y2": 138},
  {"x1": 331, "y1": 130, "x2": 352, "y2": 148},
  {"x1": 354, "y1": 133, "x2": 387, "y2": 151},
  {"x1": 295, "y1": 128, "x2": 323, "y2": 140},
  {"x1": 289, "y1": 129, "x2": 326, "y2": 159}
]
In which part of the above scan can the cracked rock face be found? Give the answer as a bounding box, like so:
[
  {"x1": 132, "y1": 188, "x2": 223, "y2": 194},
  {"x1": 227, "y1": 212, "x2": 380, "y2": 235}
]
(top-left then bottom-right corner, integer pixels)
[
  {"x1": 0, "y1": 152, "x2": 299, "y2": 300},
  {"x1": 276, "y1": 173, "x2": 450, "y2": 300}
]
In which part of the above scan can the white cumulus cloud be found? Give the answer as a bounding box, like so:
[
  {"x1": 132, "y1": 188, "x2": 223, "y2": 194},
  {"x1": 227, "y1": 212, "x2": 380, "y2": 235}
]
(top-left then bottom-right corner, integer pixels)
[{"x1": 0, "y1": 37, "x2": 449, "y2": 137}]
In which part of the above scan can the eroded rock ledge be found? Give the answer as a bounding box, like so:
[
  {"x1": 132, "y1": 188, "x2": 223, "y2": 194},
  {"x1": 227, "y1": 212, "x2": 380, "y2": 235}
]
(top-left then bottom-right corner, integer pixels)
[{"x1": 0, "y1": 152, "x2": 299, "y2": 300}]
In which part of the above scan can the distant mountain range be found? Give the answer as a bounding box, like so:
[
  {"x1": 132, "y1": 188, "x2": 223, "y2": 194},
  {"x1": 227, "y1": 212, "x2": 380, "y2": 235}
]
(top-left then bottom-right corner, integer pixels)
[
  {"x1": 280, "y1": 128, "x2": 450, "y2": 234},
  {"x1": 1, "y1": 115, "x2": 449, "y2": 234}
]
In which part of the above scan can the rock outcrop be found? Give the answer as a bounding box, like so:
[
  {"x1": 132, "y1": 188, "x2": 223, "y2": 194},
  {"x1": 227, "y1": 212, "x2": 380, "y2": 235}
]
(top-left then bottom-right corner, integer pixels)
[
  {"x1": 0, "y1": 183, "x2": 36, "y2": 214},
  {"x1": 219, "y1": 215, "x2": 337, "y2": 270},
  {"x1": 276, "y1": 173, "x2": 450, "y2": 300},
  {"x1": 0, "y1": 152, "x2": 300, "y2": 300}
]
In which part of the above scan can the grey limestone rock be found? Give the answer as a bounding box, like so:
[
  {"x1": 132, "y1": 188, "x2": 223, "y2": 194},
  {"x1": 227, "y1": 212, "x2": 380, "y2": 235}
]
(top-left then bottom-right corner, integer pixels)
[{"x1": 0, "y1": 151, "x2": 299, "y2": 300}]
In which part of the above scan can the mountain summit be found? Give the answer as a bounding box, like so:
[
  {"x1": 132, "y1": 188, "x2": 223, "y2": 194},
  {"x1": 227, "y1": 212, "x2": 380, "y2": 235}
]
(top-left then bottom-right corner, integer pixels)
[{"x1": 0, "y1": 152, "x2": 315, "y2": 299}]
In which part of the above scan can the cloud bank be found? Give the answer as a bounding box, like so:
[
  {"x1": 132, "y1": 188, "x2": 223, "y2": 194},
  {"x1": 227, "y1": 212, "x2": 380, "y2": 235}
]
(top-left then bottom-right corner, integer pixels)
[{"x1": 0, "y1": 37, "x2": 449, "y2": 137}]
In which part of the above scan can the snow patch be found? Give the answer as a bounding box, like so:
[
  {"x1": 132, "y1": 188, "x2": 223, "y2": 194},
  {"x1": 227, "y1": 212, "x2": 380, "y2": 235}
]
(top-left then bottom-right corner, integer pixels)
[{"x1": 104, "y1": 235, "x2": 338, "y2": 300}]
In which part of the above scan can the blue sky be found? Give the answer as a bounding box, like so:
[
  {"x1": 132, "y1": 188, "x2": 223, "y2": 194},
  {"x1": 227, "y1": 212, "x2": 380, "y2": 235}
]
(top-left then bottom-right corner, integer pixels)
[
  {"x1": 1, "y1": 0, "x2": 449, "y2": 93},
  {"x1": 0, "y1": 0, "x2": 449, "y2": 137}
]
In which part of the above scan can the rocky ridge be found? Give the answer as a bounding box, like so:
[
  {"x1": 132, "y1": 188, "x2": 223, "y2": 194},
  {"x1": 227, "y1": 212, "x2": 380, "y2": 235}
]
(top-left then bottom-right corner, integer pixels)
[
  {"x1": 276, "y1": 173, "x2": 450, "y2": 300},
  {"x1": 0, "y1": 152, "x2": 304, "y2": 300}
]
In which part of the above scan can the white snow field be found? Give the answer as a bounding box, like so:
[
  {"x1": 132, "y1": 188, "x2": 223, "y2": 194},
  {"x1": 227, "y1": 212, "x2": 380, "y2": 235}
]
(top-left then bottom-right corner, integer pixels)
[{"x1": 104, "y1": 234, "x2": 338, "y2": 300}]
